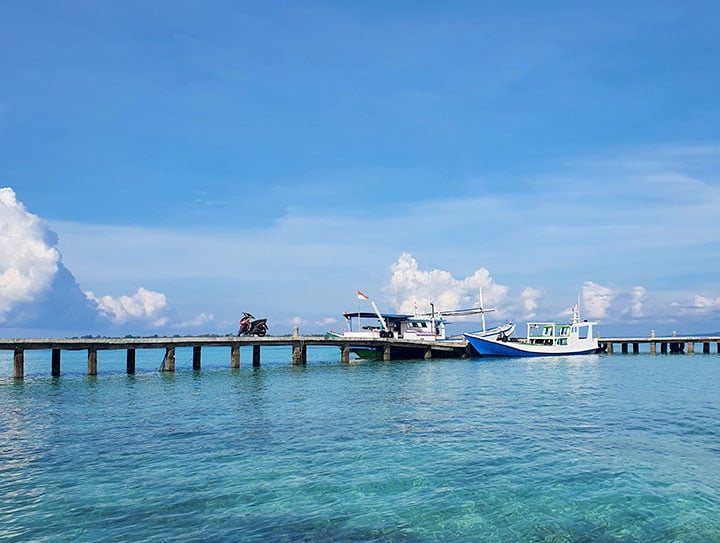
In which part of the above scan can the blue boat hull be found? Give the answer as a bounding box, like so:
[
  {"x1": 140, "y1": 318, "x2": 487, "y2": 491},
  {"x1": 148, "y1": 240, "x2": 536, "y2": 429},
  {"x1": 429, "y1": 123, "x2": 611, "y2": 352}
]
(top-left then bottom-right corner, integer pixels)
[{"x1": 465, "y1": 334, "x2": 603, "y2": 358}]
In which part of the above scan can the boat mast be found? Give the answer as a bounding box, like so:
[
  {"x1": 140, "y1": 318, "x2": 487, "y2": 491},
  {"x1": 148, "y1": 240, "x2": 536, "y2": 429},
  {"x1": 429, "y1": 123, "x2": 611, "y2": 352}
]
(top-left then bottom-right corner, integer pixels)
[
  {"x1": 573, "y1": 293, "x2": 580, "y2": 324},
  {"x1": 371, "y1": 301, "x2": 388, "y2": 332},
  {"x1": 479, "y1": 287, "x2": 487, "y2": 333}
]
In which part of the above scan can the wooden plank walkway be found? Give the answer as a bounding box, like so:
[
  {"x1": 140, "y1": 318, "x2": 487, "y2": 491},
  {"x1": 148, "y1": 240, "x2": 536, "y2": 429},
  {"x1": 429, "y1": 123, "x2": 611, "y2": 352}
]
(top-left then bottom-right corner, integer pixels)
[
  {"x1": 0, "y1": 335, "x2": 470, "y2": 379},
  {"x1": 4, "y1": 332, "x2": 719, "y2": 379}
]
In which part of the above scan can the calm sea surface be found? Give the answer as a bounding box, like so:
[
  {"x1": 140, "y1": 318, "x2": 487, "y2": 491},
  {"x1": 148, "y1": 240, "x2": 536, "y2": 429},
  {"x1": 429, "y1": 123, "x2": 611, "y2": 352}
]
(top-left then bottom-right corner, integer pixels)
[{"x1": 1, "y1": 348, "x2": 719, "y2": 542}]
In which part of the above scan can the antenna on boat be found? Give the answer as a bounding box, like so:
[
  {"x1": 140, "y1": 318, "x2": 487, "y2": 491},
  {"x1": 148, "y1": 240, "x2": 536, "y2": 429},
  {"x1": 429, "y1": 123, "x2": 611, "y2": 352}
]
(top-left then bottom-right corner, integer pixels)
[
  {"x1": 572, "y1": 293, "x2": 580, "y2": 324},
  {"x1": 479, "y1": 287, "x2": 487, "y2": 333}
]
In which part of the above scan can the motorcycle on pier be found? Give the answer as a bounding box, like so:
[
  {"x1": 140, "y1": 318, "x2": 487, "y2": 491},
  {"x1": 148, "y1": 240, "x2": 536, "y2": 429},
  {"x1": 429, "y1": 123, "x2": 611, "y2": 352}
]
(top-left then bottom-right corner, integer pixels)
[{"x1": 237, "y1": 312, "x2": 268, "y2": 336}]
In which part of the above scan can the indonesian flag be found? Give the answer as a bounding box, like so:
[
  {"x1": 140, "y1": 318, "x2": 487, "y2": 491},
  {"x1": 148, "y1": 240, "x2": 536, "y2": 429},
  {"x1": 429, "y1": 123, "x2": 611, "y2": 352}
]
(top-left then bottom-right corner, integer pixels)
[{"x1": 357, "y1": 290, "x2": 369, "y2": 300}]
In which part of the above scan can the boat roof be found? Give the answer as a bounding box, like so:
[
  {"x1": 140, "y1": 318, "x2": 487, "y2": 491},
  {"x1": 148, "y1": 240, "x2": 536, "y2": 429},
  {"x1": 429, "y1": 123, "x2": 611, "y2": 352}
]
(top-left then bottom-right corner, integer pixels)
[
  {"x1": 343, "y1": 311, "x2": 445, "y2": 322},
  {"x1": 528, "y1": 320, "x2": 597, "y2": 327}
]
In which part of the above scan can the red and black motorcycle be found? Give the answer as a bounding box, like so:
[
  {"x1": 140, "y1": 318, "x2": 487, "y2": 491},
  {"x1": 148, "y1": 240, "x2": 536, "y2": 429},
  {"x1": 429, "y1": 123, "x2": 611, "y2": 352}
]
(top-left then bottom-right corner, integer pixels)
[{"x1": 238, "y1": 312, "x2": 268, "y2": 336}]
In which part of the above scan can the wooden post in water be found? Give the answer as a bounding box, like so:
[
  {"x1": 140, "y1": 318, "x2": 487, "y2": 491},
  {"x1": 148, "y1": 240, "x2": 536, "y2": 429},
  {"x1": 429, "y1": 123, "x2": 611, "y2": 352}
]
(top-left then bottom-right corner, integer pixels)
[
  {"x1": 383, "y1": 346, "x2": 391, "y2": 361},
  {"x1": 341, "y1": 345, "x2": 350, "y2": 364},
  {"x1": 621, "y1": 343, "x2": 628, "y2": 354},
  {"x1": 703, "y1": 342, "x2": 710, "y2": 354},
  {"x1": 292, "y1": 343, "x2": 306, "y2": 365},
  {"x1": 127, "y1": 349, "x2": 136, "y2": 374},
  {"x1": 193, "y1": 346, "x2": 202, "y2": 371},
  {"x1": 606, "y1": 342, "x2": 614, "y2": 354},
  {"x1": 660, "y1": 342, "x2": 668, "y2": 354},
  {"x1": 633, "y1": 343, "x2": 639, "y2": 354},
  {"x1": 13, "y1": 348, "x2": 24, "y2": 379},
  {"x1": 687, "y1": 342, "x2": 694, "y2": 354},
  {"x1": 253, "y1": 345, "x2": 261, "y2": 367},
  {"x1": 162, "y1": 347, "x2": 175, "y2": 372},
  {"x1": 88, "y1": 348, "x2": 98, "y2": 376},
  {"x1": 231, "y1": 344, "x2": 240, "y2": 369},
  {"x1": 52, "y1": 349, "x2": 61, "y2": 376},
  {"x1": 424, "y1": 346, "x2": 432, "y2": 360}
]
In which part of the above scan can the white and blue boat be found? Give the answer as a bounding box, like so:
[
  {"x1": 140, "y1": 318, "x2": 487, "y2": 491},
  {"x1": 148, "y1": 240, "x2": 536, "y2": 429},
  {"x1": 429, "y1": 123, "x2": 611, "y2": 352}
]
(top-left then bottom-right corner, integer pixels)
[
  {"x1": 327, "y1": 298, "x2": 514, "y2": 360},
  {"x1": 465, "y1": 304, "x2": 603, "y2": 357}
]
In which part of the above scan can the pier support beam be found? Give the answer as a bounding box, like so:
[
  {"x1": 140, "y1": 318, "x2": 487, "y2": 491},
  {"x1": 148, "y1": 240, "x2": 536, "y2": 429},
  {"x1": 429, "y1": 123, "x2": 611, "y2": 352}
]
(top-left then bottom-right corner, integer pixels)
[
  {"x1": 127, "y1": 349, "x2": 136, "y2": 374},
  {"x1": 88, "y1": 348, "x2": 98, "y2": 376},
  {"x1": 52, "y1": 349, "x2": 61, "y2": 376},
  {"x1": 292, "y1": 343, "x2": 306, "y2": 365},
  {"x1": 341, "y1": 345, "x2": 350, "y2": 364},
  {"x1": 424, "y1": 346, "x2": 432, "y2": 360},
  {"x1": 161, "y1": 347, "x2": 175, "y2": 372},
  {"x1": 383, "y1": 346, "x2": 391, "y2": 361},
  {"x1": 633, "y1": 343, "x2": 639, "y2": 354},
  {"x1": 661, "y1": 342, "x2": 668, "y2": 354},
  {"x1": 231, "y1": 344, "x2": 240, "y2": 369},
  {"x1": 621, "y1": 343, "x2": 628, "y2": 354},
  {"x1": 606, "y1": 342, "x2": 614, "y2": 354},
  {"x1": 687, "y1": 342, "x2": 695, "y2": 354},
  {"x1": 703, "y1": 342, "x2": 710, "y2": 354},
  {"x1": 13, "y1": 348, "x2": 24, "y2": 380},
  {"x1": 650, "y1": 342, "x2": 656, "y2": 354},
  {"x1": 253, "y1": 345, "x2": 261, "y2": 367},
  {"x1": 193, "y1": 346, "x2": 202, "y2": 371}
]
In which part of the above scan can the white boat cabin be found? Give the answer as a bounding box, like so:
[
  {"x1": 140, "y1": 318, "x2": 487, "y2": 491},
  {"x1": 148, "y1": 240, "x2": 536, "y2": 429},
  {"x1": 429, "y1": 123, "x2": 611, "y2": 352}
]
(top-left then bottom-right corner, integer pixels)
[
  {"x1": 526, "y1": 320, "x2": 596, "y2": 347},
  {"x1": 340, "y1": 310, "x2": 447, "y2": 341}
]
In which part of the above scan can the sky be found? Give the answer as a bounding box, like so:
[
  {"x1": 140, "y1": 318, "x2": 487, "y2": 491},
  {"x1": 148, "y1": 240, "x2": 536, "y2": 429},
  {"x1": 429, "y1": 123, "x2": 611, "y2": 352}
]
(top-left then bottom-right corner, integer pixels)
[{"x1": 2, "y1": 0, "x2": 720, "y2": 338}]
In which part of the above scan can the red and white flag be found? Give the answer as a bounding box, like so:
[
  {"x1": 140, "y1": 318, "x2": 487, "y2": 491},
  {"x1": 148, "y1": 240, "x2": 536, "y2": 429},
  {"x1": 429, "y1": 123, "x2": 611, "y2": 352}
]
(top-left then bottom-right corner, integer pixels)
[{"x1": 357, "y1": 290, "x2": 369, "y2": 300}]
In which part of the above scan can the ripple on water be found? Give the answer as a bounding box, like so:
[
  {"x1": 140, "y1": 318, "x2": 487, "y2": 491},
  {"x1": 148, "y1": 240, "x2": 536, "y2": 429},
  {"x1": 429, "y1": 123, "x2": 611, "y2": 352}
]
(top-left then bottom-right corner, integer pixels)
[{"x1": 1, "y1": 354, "x2": 719, "y2": 542}]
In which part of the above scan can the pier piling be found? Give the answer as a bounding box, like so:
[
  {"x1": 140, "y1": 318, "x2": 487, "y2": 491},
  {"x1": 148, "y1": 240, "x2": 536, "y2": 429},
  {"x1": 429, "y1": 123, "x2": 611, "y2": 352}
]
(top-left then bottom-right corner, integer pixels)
[
  {"x1": 193, "y1": 346, "x2": 202, "y2": 370},
  {"x1": 161, "y1": 347, "x2": 175, "y2": 372},
  {"x1": 127, "y1": 349, "x2": 136, "y2": 374},
  {"x1": 52, "y1": 349, "x2": 61, "y2": 376},
  {"x1": 292, "y1": 343, "x2": 307, "y2": 365},
  {"x1": 231, "y1": 344, "x2": 240, "y2": 369},
  {"x1": 13, "y1": 348, "x2": 24, "y2": 379},
  {"x1": 88, "y1": 348, "x2": 98, "y2": 376}
]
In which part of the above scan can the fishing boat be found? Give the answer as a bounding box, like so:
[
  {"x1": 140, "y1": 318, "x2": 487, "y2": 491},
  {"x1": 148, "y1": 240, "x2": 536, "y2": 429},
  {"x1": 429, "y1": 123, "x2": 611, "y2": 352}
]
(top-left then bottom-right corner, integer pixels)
[
  {"x1": 327, "y1": 296, "x2": 513, "y2": 359},
  {"x1": 464, "y1": 303, "x2": 603, "y2": 357}
]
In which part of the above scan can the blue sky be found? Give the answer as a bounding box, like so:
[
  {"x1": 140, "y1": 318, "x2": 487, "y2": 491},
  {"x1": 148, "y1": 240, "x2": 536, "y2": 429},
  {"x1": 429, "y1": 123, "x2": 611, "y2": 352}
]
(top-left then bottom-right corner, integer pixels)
[{"x1": 2, "y1": 1, "x2": 720, "y2": 338}]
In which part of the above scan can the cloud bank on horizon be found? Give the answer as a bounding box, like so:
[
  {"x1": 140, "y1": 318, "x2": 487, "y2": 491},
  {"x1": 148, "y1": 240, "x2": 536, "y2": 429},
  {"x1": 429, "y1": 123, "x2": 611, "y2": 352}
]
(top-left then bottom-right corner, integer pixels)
[
  {"x1": 0, "y1": 187, "x2": 176, "y2": 334},
  {"x1": 3, "y1": 173, "x2": 720, "y2": 337}
]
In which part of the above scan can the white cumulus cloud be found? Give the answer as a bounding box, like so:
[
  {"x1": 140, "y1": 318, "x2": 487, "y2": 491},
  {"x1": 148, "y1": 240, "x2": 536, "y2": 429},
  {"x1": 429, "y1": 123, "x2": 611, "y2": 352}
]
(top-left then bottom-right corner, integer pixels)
[
  {"x1": 386, "y1": 252, "x2": 509, "y2": 317},
  {"x1": 86, "y1": 287, "x2": 169, "y2": 326},
  {"x1": 174, "y1": 313, "x2": 215, "y2": 328},
  {"x1": 582, "y1": 281, "x2": 613, "y2": 319},
  {"x1": 0, "y1": 187, "x2": 60, "y2": 321},
  {"x1": 521, "y1": 287, "x2": 542, "y2": 319},
  {"x1": 630, "y1": 286, "x2": 646, "y2": 318}
]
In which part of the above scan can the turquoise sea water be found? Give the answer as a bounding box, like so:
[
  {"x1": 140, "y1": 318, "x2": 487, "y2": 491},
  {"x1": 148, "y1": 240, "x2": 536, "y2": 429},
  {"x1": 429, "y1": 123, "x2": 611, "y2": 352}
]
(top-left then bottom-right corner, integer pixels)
[{"x1": 1, "y1": 348, "x2": 719, "y2": 542}]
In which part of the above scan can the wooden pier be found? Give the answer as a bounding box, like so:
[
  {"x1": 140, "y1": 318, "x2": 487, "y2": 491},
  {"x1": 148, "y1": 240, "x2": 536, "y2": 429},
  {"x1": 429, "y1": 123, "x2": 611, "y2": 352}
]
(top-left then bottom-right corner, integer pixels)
[
  {"x1": 4, "y1": 331, "x2": 720, "y2": 379},
  {"x1": 0, "y1": 334, "x2": 469, "y2": 379},
  {"x1": 600, "y1": 333, "x2": 720, "y2": 355}
]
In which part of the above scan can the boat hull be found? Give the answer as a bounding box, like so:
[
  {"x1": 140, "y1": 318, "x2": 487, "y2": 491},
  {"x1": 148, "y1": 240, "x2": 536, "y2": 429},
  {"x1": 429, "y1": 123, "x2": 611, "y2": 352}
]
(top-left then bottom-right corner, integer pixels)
[{"x1": 465, "y1": 333, "x2": 603, "y2": 358}]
